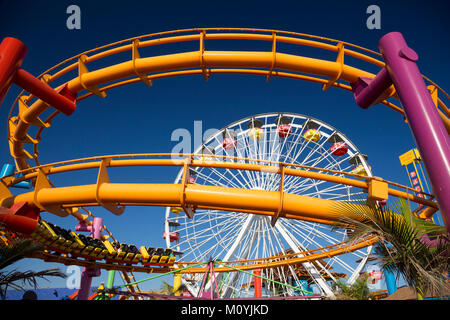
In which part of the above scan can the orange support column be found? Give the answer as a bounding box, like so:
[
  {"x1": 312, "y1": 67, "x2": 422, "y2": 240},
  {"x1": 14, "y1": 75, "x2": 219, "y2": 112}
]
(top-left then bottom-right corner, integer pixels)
[{"x1": 254, "y1": 269, "x2": 262, "y2": 298}]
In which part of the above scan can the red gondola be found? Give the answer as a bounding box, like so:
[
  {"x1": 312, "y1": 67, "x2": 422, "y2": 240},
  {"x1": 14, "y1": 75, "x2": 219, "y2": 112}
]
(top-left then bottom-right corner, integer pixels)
[
  {"x1": 222, "y1": 129, "x2": 237, "y2": 150},
  {"x1": 163, "y1": 231, "x2": 179, "y2": 242},
  {"x1": 275, "y1": 116, "x2": 292, "y2": 138},
  {"x1": 328, "y1": 133, "x2": 348, "y2": 156},
  {"x1": 163, "y1": 221, "x2": 181, "y2": 242}
]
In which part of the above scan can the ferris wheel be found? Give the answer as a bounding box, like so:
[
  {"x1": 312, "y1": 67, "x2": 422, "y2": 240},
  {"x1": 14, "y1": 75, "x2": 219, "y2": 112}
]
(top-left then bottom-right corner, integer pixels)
[{"x1": 164, "y1": 112, "x2": 374, "y2": 298}]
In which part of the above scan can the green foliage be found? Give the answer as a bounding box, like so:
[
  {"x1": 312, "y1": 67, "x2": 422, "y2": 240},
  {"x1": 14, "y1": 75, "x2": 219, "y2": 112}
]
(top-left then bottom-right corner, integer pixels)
[
  {"x1": 160, "y1": 280, "x2": 187, "y2": 295},
  {"x1": 331, "y1": 198, "x2": 449, "y2": 300},
  {"x1": 333, "y1": 277, "x2": 374, "y2": 300}
]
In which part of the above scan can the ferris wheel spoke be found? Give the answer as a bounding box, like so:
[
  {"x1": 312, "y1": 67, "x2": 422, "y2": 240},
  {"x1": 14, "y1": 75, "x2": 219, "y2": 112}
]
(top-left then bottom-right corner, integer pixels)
[
  {"x1": 282, "y1": 131, "x2": 310, "y2": 165},
  {"x1": 195, "y1": 167, "x2": 244, "y2": 189},
  {"x1": 212, "y1": 135, "x2": 256, "y2": 190},
  {"x1": 285, "y1": 168, "x2": 348, "y2": 195},
  {"x1": 283, "y1": 150, "x2": 353, "y2": 192},
  {"x1": 167, "y1": 113, "x2": 373, "y2": 298},
  {"x1": 300, "y1": 183, "x2": 351, "y2": 197},
  {"x1": 235, "y1": 128, "x2": 261, "y2": 189},
  {"x1": 304, "y1": 147, "x2": 352, "y2": 170},
  {"x1": 325, "y1": 191, "x2": 365, "y2": 201},
  {"x1": 284, "y1": 219, "x2": 343, "y2": 250},
  {"x1": 177, "y1": 213, "x2": 245, "y2": 258},
  {"x1": 296, "y1": 129, "x2": 330, "y2": 165},
  {"x1": 280, "y1": 219, "x2": 368, "y2": 276}
]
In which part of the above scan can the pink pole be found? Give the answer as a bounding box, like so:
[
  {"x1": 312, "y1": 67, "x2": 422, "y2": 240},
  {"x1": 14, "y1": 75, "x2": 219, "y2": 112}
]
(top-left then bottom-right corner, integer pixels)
[
  {"x1": 352, "y1": 32, "x2": 450, "y2": 234},
  {"x1": 77, "y1": 217, "x2": 103, "y2": 300},
  {"x1": 378, "y1": 32, "x2": 450, "y2": 233}
]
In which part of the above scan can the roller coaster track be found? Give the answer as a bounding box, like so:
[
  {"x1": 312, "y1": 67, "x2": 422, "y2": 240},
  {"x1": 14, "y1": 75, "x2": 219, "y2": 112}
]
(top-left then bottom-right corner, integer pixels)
[
  {"x1": 0, "y1": 153, "x2": 431, "y2": 275},
  {"x1": 0, "y1": 28, "x2": 447, "y2": 295},
  {"x1": 5, "y1": 28, "x2": 449, "y2": 173},
  {"x1": 24, "y1": 221, "x2": 378, "y2": 275},
  {"x1": 0, "y1": 154, "x2": 438, "y2": 219}
]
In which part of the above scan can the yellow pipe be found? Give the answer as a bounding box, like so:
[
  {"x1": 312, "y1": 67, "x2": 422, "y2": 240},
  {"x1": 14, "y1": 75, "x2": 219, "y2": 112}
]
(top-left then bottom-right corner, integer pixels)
[
  {"x1": 7, "y1": 157, "x2": 438, "y2": 209},
  {"x1": 0, "y1": 182, "x2": 375, "y2": 224}
]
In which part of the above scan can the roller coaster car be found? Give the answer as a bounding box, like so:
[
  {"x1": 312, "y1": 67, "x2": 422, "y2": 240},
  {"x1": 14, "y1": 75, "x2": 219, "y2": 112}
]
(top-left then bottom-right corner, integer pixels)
[
  {"x1": 70, "y1": 232, "x2": 86, "y2": 254},
  {"x1": 168, "y1": 249, "x2": 183, "y2": 264},
  {"x1": 40, "y1": 222, "x2": 67, "y2": 249},
  {"x1": 158, "y1": 248, "x2": 173, "y2": 264},
  {"x1": 48, "y1": 222, "x2": 74, "y2": 242},
  {"x1": 139, "y1": 246, "x2": 150, "y2": 263},
  {"x1": 167, "y1": 255, "x2": 176, "y2": 265},
  {"x1": 39, "y1": 220, "x2": 58, "y2": 241},
  {"x1": 88, "y1": 238, "x2": 106, "y2": 258},
  {"x1": 30, "y1": 222, "x2": 50, "y2": 244},
  {"x1": 78, "y1": 234, "x2": 96, "y2": 256},
  {"x1": 46, "y1": 223, "x2": 77, "y2": 250},
  {"x1": 104, "y1": 241, "x2": 121, "y2": 262},
  {"x1": 103, "y1": 240, "x2": 116, "y2": 254},
  {"x1": 114, "y1": 243, "x2": 127, "y2": 261},
  {"x1": 147, "y1": 247, "x2": 163, "y2": 264},
  {"x1": 123, "y1": 244, "x2": 141, "y2": 263}
]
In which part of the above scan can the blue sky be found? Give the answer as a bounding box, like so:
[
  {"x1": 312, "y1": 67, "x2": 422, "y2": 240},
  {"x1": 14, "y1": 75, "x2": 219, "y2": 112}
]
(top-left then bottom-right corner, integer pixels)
[{"x1": 0, "y1": 0, "x2": 449, "y2": 294}]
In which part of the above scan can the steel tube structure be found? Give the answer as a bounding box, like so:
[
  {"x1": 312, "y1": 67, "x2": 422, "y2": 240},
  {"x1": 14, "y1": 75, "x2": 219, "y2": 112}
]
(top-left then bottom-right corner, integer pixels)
[
  {"x1": 3, "y1": 156, "x2": 437, "y2": 209},
  {"x1": 0, "y1": 37, "x2": 76, "y2": 115},
  {"x1": 180, "y1": 235, "x2": 378, "y2": 274},
  {"x1": 0, "y1": 182, "x2": 419, "y2": 226},
  {"x1": 1, "y1": 29, "x2": 448, "y2": 298},
  {"x1": 5, "y1": 29, "x2": 448, "y2": 173},
  {"x1": 0, "y1": 38, "x2": 27, "y2": 106},
  {"x1": 13, "y1": 68, "x2": 76, "y2": 116},
  {"x1": 378, "y1": 32, "x2": 450, "y2": 231}
]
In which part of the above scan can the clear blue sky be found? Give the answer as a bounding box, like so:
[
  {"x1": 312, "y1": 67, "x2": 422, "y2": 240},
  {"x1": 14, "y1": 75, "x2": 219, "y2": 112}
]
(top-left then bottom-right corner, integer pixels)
[{"x1": 0, "y1": 0, "x2": 448, "y2": 293}]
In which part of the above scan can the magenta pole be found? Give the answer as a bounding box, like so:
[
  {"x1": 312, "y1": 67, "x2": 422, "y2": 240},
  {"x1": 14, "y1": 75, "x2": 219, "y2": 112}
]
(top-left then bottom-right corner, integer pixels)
[
  {"x1": 77, "y1": 217, "x2": 103, "y2": 300},
  {"x1": 378, "y1": 32, "x2": 450, "y2": 232}
]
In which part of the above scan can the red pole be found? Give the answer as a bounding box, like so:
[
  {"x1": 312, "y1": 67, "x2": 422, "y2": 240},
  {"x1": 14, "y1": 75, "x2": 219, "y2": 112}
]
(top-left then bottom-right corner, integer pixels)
[
  {"x1": 0, "y1": 37, "x2": 76, "y2": 115},
  {"x1": 254, "y1": 269, "x2": 262, "y2": 298},
  {"x1": 0, "y1": 37, "x2": 27, "y2": 106},
  {"x1": 13, "y1": 68, "x2": 76, "y2": 115}
]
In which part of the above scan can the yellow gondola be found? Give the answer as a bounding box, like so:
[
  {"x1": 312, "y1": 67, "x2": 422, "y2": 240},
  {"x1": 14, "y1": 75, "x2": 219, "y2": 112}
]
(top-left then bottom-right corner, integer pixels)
[
  {"x1": 303, "y1": 129, "x2": 321, "y2": 142},
  {"x1": 248, "y1": 118, "x2": 264, "y2": 141}
]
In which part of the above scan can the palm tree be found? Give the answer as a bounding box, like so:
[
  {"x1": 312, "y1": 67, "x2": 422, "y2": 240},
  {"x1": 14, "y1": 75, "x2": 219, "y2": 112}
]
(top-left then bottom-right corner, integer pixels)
[
  {"x1": 160, "y1": 280, "x2": 174, "y2": 295},
  {"x1": 332, "y1": 198, "x2": 449, "y2": 300},
  {"x1": 332, "y1": 277, "x2": 374, "y2": 300},
  {"x1": 160, "y1": 280, "x2": 188, "y2": 296},
  {"x1": 0, "y1": 237, "x2": 66, "y2": 299}
]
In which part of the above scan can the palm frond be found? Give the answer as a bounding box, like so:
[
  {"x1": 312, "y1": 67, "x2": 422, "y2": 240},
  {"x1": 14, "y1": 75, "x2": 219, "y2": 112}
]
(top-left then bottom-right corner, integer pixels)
[
  {"x1": 0, "y1": 239, "x2": 44, "y2": 270},
  {"x1": 0, "y1": 268, "x2": 66, "y2": 300},
  {"x1": 330, "y1": 198, "x2": 449, "y2": 299}
]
